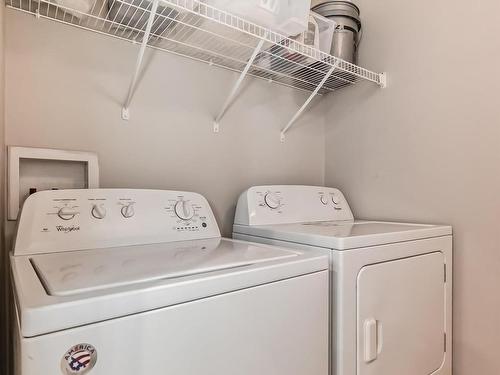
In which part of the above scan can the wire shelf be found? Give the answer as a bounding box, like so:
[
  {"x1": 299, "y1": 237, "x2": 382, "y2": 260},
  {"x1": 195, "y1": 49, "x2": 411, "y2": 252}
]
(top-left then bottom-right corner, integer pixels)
[{"x1": 7, "y1": 0, "x2": 385, "y2": 94}]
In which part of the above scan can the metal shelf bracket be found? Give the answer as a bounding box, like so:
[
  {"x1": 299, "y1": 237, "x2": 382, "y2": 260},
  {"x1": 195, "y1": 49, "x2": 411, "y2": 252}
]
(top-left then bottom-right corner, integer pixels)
[
  {"x1": 280, "y1": 62, "x2": 339, "y2": 142},
  {"x1": 121, "y1": 0, "x2": 159, "y2": 121},
  {"x1": 213, "y1": 39, "x2": 265, "y2": 133}
]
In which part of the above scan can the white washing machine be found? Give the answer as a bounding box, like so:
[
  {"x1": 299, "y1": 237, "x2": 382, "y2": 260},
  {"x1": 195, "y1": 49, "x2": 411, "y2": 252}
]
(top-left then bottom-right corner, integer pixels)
[
  {"x1": 11, "y1": 189, "x2": 330, "y2": 375},
  {"x1": 233, "y1": 185, "x2": 452, "y2": 375}
]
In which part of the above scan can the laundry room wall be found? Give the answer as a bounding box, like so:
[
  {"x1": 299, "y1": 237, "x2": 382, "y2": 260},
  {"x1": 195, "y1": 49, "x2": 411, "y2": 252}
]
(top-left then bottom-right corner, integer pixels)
[
  {"x1": 3, "y1": 9, "x2": 326, "y2": 243},
  {"x1": 324, "y1": 0, "x2": 500, "y2": 374}
]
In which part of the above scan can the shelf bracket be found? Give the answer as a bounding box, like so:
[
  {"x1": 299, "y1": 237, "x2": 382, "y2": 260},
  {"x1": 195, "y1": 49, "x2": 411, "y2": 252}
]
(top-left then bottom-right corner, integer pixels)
[
  {"x1": 379, "y1": 72, "x2": 387, "y2": 88},
  {"x1": 213, "y1": 38, "x2": 265, "y2": 133},
  {"x1": 280, "y1": 62, "x2": 339, "y2": 142},
  {"x1": 35, "y1": 0, "x2": 41, "y2": 19},
  {"x1": 121, "y1": 0, "x2": 160, "y2": 121}
]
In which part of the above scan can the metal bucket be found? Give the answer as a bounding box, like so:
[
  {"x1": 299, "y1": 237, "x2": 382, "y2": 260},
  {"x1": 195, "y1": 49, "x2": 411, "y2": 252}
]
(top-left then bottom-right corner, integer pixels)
[{"x1": 311, "y1": 1, "x2": 361, "y2": 63}]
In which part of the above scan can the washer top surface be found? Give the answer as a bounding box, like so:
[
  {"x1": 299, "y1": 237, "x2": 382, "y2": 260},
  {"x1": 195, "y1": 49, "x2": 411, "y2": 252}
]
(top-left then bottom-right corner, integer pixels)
[
  {"x1": 31, "y1": 238, "x2": 297, "y2": 297},
  {"x1": 14, "y1": 237, "x2": 327, "y2": 337}
]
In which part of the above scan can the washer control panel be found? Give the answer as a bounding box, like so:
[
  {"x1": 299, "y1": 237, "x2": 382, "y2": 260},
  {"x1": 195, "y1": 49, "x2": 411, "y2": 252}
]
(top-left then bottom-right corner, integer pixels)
[
  {"x1": 234, "y1": 185, "x2": 354, "y2": 226},
  {"x1": 14, "y1": 189, "x2": 221, "y2": 256}
]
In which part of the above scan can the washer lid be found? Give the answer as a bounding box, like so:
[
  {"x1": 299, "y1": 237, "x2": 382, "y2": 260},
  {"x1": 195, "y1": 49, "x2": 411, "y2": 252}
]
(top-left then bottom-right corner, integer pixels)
[
  {"x1": 13, "y1": 238, "x2": 328, "y2": 337},
  {"x1": 233, "y1": 221, "x2": 452, "y2": 250},
  {"x1": 31, "y1": 238, "x2": 297, "y2": 296}
]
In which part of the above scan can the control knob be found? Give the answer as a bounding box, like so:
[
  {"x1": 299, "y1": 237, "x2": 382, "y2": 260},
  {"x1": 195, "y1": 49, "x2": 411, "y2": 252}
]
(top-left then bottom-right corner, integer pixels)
[
  {"x1": 264, "y1": 192, "x2": 281, "y2": 210},
  {"x1": 91, "y1": 204, "x2": 107, "y2": 219},
  {"x1": 175, "y1": 200, "x2": 195, "y2": 221},
  {"x1": 121, "y1": 204, "x2": 135, "y2": 218},
  {"x1": 320, "y1": 195, "x2": 328, "y2": 205},
  {"x1": 58, "y1": 207, "x2": 79, "y2": 221},
  {"x1": 331, "y1": 194, "x2": 341, "y2": 205}
]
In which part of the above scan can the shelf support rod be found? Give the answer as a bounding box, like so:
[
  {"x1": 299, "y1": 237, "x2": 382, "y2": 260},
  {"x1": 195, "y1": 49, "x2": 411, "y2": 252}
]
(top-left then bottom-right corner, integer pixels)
[
  {"x1": 122, "y1": 0, "x2": 160, "y2": 120},
  {"x1": 280, "y1": 61, "x2": 339, "y2": 142},
  {"x1": 213, "y1": 38, "x2": 265, "y2": 133}
]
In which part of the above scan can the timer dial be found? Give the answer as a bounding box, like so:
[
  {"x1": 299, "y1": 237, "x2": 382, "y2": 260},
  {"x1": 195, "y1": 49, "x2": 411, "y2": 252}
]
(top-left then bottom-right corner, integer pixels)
[
  {"x1": 121, "y1": 204, "x2": 135, "y2": 218},
  {"x1": 320, "y1": 195, "x2": 328, "y2": 205},
  {"x1": 58, "y1": 207, "x2": 78, "y2": 220},
  {"x1": 264, "y1": 193, "x2": 281, "y2": 210},
  {"x1": 175, "y1": 200, "x2": 195, "y2": 221}
]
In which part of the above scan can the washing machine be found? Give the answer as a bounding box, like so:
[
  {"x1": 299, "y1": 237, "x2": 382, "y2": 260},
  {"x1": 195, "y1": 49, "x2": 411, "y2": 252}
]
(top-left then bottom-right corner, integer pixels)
[
  {"x1": 233, "y1": 185, "x2": 452, "y2": 375},
  {"x1": 11, "y1": 189, "x2": 330, "y2": 375}
]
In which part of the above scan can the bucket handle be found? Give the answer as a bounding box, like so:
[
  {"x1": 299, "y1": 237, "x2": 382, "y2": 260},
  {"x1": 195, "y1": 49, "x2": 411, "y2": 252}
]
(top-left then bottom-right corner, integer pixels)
[{"x1": 336, "y1": 24, "x2": 363, "y2": 48}]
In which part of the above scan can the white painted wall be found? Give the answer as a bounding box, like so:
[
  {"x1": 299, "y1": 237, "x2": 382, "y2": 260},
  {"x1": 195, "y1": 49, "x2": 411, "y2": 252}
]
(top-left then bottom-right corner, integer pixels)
[
  {"x1": 324, "y1": 0, "x2": 500, "y2": 373},
  {"x1": 4, "y1": 9, "x2": 326, "y2": 239}
]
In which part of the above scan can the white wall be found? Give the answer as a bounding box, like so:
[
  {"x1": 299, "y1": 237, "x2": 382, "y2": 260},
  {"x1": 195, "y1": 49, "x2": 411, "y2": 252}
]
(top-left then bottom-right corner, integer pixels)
[
  {"x1": 325, "y1": 0, "x2": 500, "y2": 373},
  {"x1": 4, "y1": 9, "x2": 326, "y2": 239}
]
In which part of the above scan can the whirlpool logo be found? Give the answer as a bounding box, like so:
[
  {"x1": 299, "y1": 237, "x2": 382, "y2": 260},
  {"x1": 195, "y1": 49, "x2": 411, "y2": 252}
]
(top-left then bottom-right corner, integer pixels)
[{"x1": 56, "y1": 225, "x2": 80, "y2": 233}]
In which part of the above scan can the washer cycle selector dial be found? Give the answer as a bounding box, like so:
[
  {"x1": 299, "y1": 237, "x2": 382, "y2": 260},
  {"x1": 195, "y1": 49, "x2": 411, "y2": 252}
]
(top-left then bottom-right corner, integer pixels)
[
  {"x1": 320, "y1": 195, "x2": 328, "y2": 205},
  {"x1": 91, "y1": 204, "x2": 107, "y2": 219},
  {"x1": 121, "y1": 204, "x2": 135, "y2": 218},
  {"x1": 264, "y1": 193, "x2": 281, "y2": 210},
  {"x1": 175, "y1": 200, "x2": 195, "y2": 221},
  {"x1": 58, "y1": 207, "x2": 78, "y2": 220}
]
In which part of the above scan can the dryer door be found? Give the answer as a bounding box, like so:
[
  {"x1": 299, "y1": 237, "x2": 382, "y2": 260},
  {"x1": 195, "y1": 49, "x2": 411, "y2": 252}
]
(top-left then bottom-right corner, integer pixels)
[{"x1": 357, "y1": 252, "x2": 446, "y2": 375}]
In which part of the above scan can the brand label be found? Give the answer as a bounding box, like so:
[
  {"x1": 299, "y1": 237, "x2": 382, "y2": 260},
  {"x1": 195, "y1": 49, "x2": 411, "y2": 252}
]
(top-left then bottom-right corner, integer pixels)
[
  {"x1": 61, "y1": 343, "x2": 97, "y2": 374},
  {"x1": 56, "y1": 225, "x2": 80, "y2": 233}
]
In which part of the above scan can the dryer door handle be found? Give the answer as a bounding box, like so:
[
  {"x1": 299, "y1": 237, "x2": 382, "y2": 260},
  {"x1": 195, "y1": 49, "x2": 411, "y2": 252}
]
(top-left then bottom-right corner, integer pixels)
[{"x1": 364, "y1": 318, "x2": 381, "y2": 363}]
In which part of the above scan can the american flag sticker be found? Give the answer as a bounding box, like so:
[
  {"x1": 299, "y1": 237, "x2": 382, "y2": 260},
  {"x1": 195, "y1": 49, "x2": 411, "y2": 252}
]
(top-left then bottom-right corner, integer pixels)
[{"x1": 61, "y1": 344, "x2": 97, "y2": 374}]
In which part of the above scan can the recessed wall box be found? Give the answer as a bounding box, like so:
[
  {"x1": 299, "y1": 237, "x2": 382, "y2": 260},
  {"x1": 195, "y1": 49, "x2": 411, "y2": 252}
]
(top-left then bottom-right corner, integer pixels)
[{"x1": 8, "y1": 146, "x2": 99, "y2": 220}]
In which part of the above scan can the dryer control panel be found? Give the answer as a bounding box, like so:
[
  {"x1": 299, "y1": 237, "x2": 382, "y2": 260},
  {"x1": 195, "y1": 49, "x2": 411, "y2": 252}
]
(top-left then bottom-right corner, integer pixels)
[
  {"x1": 234, "y1": 185, "x2": 354, "y2": 226},
  {"x1": 13, "y1": 189, "x2": 221, "y2": 256}
]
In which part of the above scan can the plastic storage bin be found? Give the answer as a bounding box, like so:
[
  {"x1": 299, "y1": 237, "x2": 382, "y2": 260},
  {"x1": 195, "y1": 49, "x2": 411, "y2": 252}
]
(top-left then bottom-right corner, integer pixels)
[
  {"x1": 207, "y1": 0, "x2": 312, "y2": 36},
  {"x1": 291, "y1": 11, "x2": 336, "y2": 53}
]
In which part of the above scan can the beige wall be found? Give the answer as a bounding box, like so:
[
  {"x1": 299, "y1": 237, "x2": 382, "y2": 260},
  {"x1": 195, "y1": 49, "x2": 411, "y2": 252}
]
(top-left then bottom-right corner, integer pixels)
[
  {"x1": 325, "y1": 0, "x2": 500, "y2": 374},
  {"x1": 4, "y1": 9, "x2": 326, "y2": 239}
]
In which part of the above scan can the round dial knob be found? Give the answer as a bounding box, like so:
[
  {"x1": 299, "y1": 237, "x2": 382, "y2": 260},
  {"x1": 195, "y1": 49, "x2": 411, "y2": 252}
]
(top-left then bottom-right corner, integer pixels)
[
  {"x1": 320, "y1": 195, "x2": 328, "y2": 205},
  {"x1": 121, "y1": 204, "x2": 135, "y2": 218},
  {"x1": 58, "y1": 207, "x2": 78, "y2": 221},
  {"x1": 264, "y1": 193, "x2": 281, "y2": 209},
  {"x1": 175, "y1": 200, "x2": 195, "y2": 221},
  {"x1": 331, "y1": 194, "x2": 341, "y2": 205},
  {"x1": 91, "y1": 204, "x2": 107, "y2": 219}
]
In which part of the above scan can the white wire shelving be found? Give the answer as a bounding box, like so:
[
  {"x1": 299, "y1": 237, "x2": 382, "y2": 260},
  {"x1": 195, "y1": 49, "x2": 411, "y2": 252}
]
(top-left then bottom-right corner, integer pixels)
[{"x1": 7, "y1": 0, "x2": 387, "y2": 140}]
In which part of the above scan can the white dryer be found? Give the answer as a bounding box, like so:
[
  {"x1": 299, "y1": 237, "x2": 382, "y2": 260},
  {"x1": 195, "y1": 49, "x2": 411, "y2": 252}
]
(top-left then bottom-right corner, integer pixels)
[
  {"x1": 11, "y1": 189, "x2": 330, "y2": 375},
  {"x1": 233, "y1": 185, "x2": 452, "y2": 375}
]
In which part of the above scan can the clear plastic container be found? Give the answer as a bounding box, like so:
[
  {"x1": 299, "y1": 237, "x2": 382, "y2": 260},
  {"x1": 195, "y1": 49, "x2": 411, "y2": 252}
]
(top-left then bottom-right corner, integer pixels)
[
  {"x1": 207, "y1": 0, "x2": 312, "y2": 36},
  {"x1": 315, "y1": 12, "x2": 336, "y2": 53},
  {"x1": 291, "y1": 11, "x2": 336, "y2": 54}
]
